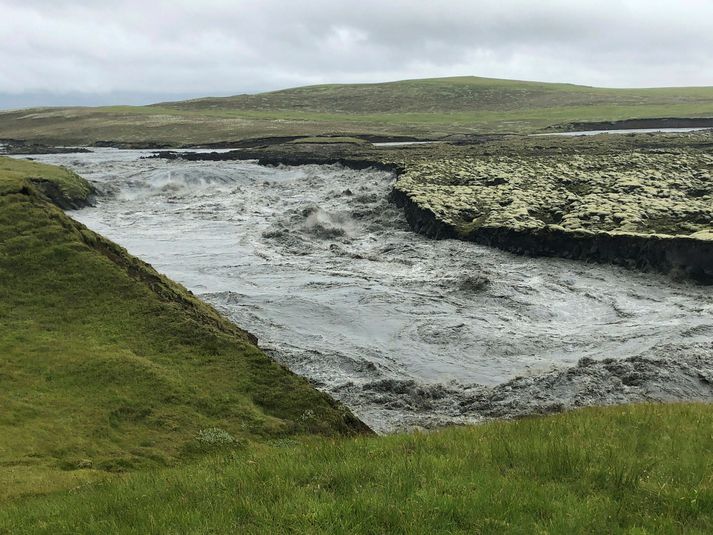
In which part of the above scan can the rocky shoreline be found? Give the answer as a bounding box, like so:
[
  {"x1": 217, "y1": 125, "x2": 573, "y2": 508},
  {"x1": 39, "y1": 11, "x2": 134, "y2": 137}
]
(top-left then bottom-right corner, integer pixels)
[
  {"x1": 390, "y1": 186, "x2": 713, "y2": 282},
  {"x1": 13, "y1": 140, "x2": 711, "y2": 285},
  {"x1": 338, "y1": 346, "x2": 713, "y2": 432},
  {"x1": 551, "y1": 117, "x2": 713, "y2": 132}
]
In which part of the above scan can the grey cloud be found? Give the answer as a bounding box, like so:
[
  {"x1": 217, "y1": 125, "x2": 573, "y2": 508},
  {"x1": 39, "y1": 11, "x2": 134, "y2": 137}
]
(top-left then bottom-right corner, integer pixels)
[{"x1": 1, "y1": 0, "x2": 713, "y2": 107}]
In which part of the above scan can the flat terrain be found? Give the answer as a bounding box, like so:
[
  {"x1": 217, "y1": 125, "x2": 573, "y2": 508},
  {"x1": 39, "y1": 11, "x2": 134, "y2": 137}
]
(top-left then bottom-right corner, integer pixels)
[
  {"x1": 392, "y1": 137, "x2": 713, "y2": 279},
  {"x1": 397, "y1": 150, "x2": 713, "y2": 238},
  {"x1": 3, "y1": 76, "x2": 713, "y2": 146}
]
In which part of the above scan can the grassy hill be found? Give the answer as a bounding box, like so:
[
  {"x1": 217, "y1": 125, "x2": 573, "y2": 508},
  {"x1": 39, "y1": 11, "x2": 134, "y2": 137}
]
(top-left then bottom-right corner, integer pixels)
[
  {"x1": 159, "y1": 76, "x2": 713, "y2": 114},
  {"x1": 0, "y1": 157, "x2": 367, "y2": 501},
  {"x1": 3, "y1": 76, "x2": 713, "y2": 146}
]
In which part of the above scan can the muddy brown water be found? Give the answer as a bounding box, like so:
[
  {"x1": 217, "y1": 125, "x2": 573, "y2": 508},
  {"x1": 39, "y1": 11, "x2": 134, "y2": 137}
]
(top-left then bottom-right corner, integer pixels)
[{"x1": 23, "y1": 149, "x2": 713, "y2": 432}]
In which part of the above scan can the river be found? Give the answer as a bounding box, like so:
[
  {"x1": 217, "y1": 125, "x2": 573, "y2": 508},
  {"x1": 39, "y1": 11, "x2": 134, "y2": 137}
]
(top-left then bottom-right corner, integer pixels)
[{"x1": 23, "y1": 149, "x2": 713, "y2": 432}]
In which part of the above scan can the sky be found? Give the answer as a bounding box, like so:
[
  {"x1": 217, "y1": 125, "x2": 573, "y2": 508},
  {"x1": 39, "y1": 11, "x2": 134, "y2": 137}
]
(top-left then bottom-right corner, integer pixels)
[{"x1": 2, "y1": 0, "x2": 713, "y2": 108}]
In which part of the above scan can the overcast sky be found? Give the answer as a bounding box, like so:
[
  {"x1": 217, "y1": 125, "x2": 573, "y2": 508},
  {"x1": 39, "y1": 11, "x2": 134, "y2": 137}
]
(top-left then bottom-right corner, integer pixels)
[{"x1": 2, "y1": 0, "x2": 713, "y2": 108}]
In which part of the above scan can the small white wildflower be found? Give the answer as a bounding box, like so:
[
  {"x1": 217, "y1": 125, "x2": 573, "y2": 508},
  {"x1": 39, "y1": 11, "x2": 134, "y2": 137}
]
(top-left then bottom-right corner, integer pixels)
[{"x1": 196, "y1": 427, "x2": 237, "y2": 446}]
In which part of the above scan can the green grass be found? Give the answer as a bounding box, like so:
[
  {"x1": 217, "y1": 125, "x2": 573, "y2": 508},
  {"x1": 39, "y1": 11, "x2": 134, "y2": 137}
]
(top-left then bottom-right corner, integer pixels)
[
  {"x1": 0, "y1": 157, "x2": 91, "y2": 201},
  {"x1": 2, "y1": 403, "x2": 713, "y2": 534},
  {"x1": 3, "y1": 76, "x2": 713, "y2": 146},
  {"x1": 0, "y1": 157, "x2": 367, "y2": 501}
]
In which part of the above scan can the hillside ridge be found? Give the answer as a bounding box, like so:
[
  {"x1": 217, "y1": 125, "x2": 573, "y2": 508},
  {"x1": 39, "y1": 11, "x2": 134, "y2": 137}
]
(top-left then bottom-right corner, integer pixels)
[{"x1": 0, "y1": 156, "x2": 369, "y2": 500}]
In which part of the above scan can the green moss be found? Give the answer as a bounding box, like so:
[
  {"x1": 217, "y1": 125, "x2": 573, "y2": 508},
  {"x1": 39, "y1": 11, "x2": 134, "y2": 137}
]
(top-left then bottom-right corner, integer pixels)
[
  {"x1": 2, "y1": 128, "x2": 713, "y2": 532},
  {"x1": 395, "y1": 149, "x2": 713, "y2": 240}
]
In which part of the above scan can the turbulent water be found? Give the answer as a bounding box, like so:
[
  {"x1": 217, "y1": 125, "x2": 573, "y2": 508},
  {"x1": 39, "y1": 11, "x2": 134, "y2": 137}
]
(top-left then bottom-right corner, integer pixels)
[{"x1": 26, "y1": 149, "x2": 713, "y2": 432}]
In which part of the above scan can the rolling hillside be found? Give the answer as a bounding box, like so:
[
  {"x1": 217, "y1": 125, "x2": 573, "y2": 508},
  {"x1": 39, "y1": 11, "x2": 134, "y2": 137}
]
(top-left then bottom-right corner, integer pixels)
[
  {"x1": 2, "y1": 76, "x2": 713, "y2": 146},
  {"x1": 158, "y1": 76, "x2": 713, "y2": 114}
]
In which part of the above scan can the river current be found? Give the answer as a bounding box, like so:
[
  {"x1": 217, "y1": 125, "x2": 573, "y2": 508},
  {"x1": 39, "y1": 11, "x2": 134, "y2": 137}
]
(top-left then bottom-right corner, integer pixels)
[{"x1": 25, "y1": 149, "x2": 713, "y2": 432}]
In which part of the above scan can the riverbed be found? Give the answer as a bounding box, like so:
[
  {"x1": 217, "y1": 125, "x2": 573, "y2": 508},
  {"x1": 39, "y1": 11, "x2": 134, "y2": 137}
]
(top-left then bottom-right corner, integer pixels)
[{"x1": 24, "y1": 149, "x2": 713, "y2": 432}]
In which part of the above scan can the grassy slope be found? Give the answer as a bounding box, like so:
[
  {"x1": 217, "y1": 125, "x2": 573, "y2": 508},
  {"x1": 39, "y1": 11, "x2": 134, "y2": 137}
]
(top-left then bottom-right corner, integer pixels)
[
  {"x1": 2, "y1": 404, "x2": 713, "y2": 534},
  {"x1": 0, "y1": 157, "x2": 367, "y2": 501},
  {"x1": 3, "y1": 76, "x2": 713, "y2": 145}
]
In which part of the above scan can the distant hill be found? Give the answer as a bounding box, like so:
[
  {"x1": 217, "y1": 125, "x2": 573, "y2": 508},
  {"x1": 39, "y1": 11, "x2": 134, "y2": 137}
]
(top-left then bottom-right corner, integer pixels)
[
  {"x1": 2, "y1": 76, "x2": 713, "y2": 146},
  {"x1": 155, "y1": 76, "x2": 713, "y2": 115}
]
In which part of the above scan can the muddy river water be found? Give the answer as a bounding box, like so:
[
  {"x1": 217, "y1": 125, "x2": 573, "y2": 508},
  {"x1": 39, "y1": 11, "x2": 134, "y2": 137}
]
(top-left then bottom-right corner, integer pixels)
[{"x1": 26, "y1": 149, "x2": 713, "y2": 432}]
